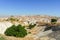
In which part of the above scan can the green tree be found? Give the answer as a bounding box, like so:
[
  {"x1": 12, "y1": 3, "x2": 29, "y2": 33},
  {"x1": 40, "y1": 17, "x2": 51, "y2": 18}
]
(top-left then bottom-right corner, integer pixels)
[
  {"x1": 51, "y1": 18, "x2": 57, "y2": 24},
  {"x1": 5, "y1": 25, "x2": 27, "y2": 38}
]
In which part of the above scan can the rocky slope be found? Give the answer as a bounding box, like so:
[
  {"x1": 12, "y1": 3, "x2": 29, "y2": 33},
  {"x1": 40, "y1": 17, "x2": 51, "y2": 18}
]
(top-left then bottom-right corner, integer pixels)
[{"x1": 0, "y1": 15, "x2": 60, "y2": 40}]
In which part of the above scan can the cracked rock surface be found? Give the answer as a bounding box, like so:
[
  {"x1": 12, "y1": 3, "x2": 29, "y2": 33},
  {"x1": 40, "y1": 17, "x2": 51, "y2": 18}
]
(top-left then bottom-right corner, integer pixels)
[{"x1": 48, "y1": 31, "x2": 60, "y2": 40}]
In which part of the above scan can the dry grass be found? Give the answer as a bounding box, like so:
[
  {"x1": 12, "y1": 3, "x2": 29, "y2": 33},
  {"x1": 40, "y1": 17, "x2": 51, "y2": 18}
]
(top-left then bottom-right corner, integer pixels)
[{"x1": 3, "y1": 34, "x2": 35, "y2": 40}]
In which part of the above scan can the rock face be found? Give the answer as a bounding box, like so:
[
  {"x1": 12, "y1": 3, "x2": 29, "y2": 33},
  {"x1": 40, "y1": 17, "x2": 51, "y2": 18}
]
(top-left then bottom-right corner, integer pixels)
[
  {"x1": 48, "y1": 29, "x2": 60, "y2": 40},
  {"x1": 0, "y1": 21, "x2": 12, "y2": 34},
  {"x1": 38, "y1": 26, "x2": 60, "y2": 40}
]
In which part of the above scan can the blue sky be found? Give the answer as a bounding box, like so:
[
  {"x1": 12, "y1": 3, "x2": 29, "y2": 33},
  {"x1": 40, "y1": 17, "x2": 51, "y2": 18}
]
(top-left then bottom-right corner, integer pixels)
[{"x1": 0, "y1": 0, "x2": 60, "y2": 16}]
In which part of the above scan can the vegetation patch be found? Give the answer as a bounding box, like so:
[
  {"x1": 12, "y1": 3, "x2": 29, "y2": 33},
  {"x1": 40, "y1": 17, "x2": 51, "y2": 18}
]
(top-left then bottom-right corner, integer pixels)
[
  {"x1": 28, "y1": 24, "x2": 36, "y2": 29},
  {"x1": 0, "y1": 36, "x2": 5, "y2": 40},
  {"x1": 5, "y1": 25, "x2": 27, "y2": 38},
  {"x1": 51, "y1": 19, "x2": 57, "y2": 23}
]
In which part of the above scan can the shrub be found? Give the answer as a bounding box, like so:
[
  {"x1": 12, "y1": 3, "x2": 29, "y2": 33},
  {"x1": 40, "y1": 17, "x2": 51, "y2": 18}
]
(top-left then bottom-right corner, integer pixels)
[
  {"x1": 51, "y1": 19, "x2": 57, "y2": 22},
  {"x1": 8, "y1": 16, "x2": 19, "y2": 21},
  {"x1": 44, "y1": 26, "x2": 52, "y2": 31},
  {"x1": 28, "y1": 32, "x2": 31, "y2": 34},
  {"x1": 28, "y1": 24, "x2": 36, "y2": 29},
  {"x1": 5, "y1": 25, "x2": 27, "y2": 38}
]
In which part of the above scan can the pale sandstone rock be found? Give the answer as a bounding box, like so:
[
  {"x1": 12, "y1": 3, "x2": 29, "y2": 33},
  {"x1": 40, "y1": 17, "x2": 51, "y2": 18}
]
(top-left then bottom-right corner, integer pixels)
[
  {"x1": 30, "y1": 26, "x2": 46, "y2": 35},
  {"x1": 0, "y1": 21, "x2": 13, "y2": 34},
  {"x1": 39, "y1": 36, "x2": 49, "y2": 40}
]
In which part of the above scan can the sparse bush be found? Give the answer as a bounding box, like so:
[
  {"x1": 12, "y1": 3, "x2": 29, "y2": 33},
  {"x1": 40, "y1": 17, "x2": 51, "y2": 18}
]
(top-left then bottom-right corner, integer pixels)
[
  {"x1": 28, "y1": 32, "x2": 31, "y2": 34},
  {"x1": 9, "y1": 17, "x2": 16, "y2": 21},
  {"x1": 5, "y1": 25, "x2": 27, "y2": 38},
  {"x1": 8, "y1": 16, "x2": 19, "y2": 21},
  {"x1": 51, "y1": 19, "x2": 57, "y2": 22},
  {"x1": 28, "y1": 24, "x2": 36, "y2": 29}
]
